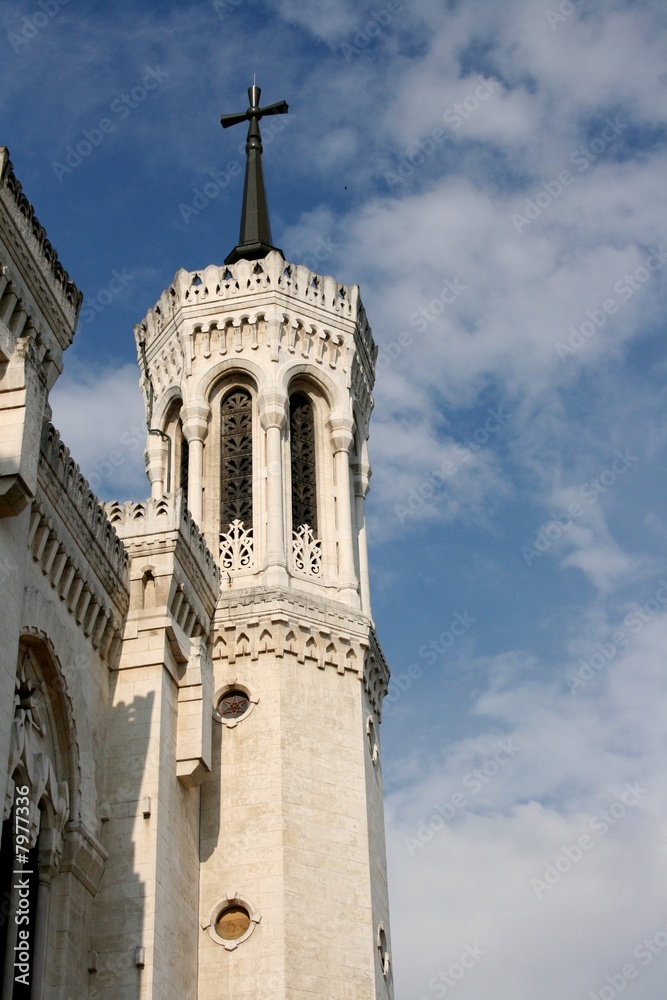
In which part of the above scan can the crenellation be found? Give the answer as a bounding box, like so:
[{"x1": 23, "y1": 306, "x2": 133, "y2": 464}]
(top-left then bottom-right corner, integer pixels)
[
  {"x1": 106, "y1": 494, "x2": 220, "y2": 623},
  {"x1": 0, "y1": 148, "x2": 81, "y2": 320},
  {"x1": 136, "y1": 253, "x2": 364, "y2": 341},
  {"x1": 40, "y1": 423, "x2": 130, "y2": 587}
]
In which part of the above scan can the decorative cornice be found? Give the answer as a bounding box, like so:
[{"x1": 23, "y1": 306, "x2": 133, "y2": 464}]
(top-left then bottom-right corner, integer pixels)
[
  {"x1": 134, "y1": 251, "x2": 377, "y2": 373},
  {"x1": 39, "y1": 424, "x2": 129, "y2": 589},
  {"x1": 213, "y1": 585, "x2": 390, "y2": 715},
  {"x1": 0, "y1": 147, "x2": 82, "y2": 322}
]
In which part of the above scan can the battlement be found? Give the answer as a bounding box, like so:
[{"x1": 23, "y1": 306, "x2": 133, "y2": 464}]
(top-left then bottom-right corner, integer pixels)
[
  {"x1": 134, "y1": 250, "x2": 377, "y2": 372},
  {"x1": 106, "y1": 493, "x2": 220, "y2": 605},
  {"x1": 40, "y1": 423, "x2": 129, "y2": 587},
  {"x1": 0, "y1": 147, "x2": 82, "y2": 338}
]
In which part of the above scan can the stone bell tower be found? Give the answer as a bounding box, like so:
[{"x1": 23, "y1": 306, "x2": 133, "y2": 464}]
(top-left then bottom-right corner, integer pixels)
[{"x1": 136, "y1": 85, "x2": 393, "y2": 999}]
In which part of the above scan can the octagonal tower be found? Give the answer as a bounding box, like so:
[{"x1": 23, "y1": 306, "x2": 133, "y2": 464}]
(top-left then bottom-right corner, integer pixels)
[{"x1": 132, "y1": 86, "x2": 394, "y2": 1000}]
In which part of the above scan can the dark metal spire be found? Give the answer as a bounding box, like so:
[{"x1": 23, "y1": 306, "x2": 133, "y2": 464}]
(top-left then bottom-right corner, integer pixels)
[{"x1": 221, "y1": 84, "x2": 288, "y2": 265}]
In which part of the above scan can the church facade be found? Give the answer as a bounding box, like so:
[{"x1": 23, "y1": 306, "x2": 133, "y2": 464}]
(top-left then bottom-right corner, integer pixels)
[{"x1": 0, "y1": 94, "x2": 393, "y2": 1000}]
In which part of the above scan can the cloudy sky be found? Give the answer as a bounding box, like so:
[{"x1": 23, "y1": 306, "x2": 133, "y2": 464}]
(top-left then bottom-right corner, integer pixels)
[{"x1": 2, "y1": 0, "x2": 667, "y2": 996}]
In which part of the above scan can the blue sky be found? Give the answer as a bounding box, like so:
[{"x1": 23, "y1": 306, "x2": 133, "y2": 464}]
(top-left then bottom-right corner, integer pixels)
[{"x1": 2, "y1": 1, "x2": 667, "y2": 997}]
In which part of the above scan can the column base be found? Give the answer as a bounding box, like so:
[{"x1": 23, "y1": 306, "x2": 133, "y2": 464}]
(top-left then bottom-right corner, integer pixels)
[
  {"x1": 265, "y1": 563, "x2": 289, "y2": 588},
  {"x1": 337, "y1": 584, "x2": 360, "y2": 608}
]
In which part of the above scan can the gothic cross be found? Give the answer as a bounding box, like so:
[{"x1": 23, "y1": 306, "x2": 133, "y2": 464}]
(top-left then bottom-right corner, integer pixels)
[{"x1": 221, "y1": 84, "x2": 289, "y2": 265}]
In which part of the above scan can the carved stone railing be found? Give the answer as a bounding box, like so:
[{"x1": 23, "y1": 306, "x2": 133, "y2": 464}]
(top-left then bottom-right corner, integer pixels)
[
  {"x1": 220, "y1": 519, "x2": 254, "y2": 572},
  {"x1": 292, "y1": 524, "x2": 322, "y2": 577}
]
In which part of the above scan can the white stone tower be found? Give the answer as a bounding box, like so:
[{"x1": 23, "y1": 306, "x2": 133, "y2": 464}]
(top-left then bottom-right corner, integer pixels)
[{"x1": 133, "y1": 84, "x2": 394, "y2": 999}]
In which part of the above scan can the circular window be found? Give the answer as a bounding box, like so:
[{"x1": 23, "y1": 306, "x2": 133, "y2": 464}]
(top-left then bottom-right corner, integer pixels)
[
  {"x1": 204, "y1": 894, "x2": 261, "y2": 950},
  {"x1": 216, "y1": 904, "x2": 251, "y2": 940},
  {"x1": 213, "y1": 685, "x2": 258, "y2": 727},
  {"x1": 377, "y1": 923, "x2": 391, "y2": 978},
  {"x1": 217, "y1": 690, "x2": 250, "y2": 720}
]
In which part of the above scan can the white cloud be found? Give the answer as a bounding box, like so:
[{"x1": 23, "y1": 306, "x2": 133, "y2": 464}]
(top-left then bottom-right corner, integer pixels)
[
  {"x1": 49, "y1": 363, "x2": 148, "y2": 500},
  {"x1": 386, "y1": 612, "x2": 667, "y2": 999}
]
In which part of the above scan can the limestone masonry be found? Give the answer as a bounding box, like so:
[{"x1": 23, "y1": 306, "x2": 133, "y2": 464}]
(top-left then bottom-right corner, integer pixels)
[{"x1": 0, "y1": 143, "x2": 393, "y2": 999}]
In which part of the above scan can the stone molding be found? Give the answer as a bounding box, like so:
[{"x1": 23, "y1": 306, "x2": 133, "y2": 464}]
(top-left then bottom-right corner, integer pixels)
[
  {"x1": 61, "y1": 820, "x2": 108, "y2": 896},
  {"x1": 18, "y1": 609, "x2": 83, "y2": 818},
  {"x1": 27, "y1": 497, "x2": 126, "y2": 663},
  {"x1": 213, "y1": 586, "x2": 390, "y2": 714},
  {"x1": 32, "y1": 424, "x2": 130, "y2": 659}
]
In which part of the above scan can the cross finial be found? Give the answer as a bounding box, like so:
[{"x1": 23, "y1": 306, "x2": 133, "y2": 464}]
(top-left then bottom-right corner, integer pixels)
[{"x1": 220, "y1": 83, "x2": 289, "y2": 265}]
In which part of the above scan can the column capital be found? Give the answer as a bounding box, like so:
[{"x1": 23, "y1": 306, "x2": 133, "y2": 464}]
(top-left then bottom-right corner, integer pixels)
[
  {"x1": 327, "y1": 414, "x2": 355, "y2": 455},
  {"x1": 258, "y1": 388, "x2": 288, "y2": 431},
  {"x1": 181, "y1": 401, "x2": 211, "y2": 442}
]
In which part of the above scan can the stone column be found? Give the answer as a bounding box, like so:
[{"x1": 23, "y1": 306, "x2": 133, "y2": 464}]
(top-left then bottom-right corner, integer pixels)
[
  {"x1": 145, "y1": 430, "x2": 167, "y2": 498},
  {"x1": 182, "y1": 402, "x2": 210, "y2": 525},
  {"x1": 353, "y1": 460, "x2": 372, "y2": 617},
  {"x1": 258, "y1": 389, "x2": 288, "y2": 587},
  {"x1": 328, "y1": 415, "x2": 359, "y2": 607}
]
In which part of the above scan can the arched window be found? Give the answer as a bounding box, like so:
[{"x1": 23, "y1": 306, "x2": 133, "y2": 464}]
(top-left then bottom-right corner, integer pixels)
[
  {"x1": 164, "y1": 399, "x2": 188, "y2": 502},
  {"x1": 179, "y1": 427, "x2": 189, "y2": 501},
  {"x1": 290, "y1": 393, "x2": 321, "y2": 576},
  {"x1": 220, "y1": 388, "x2": 254, "y2": 570},
  {"x1": 290, "y1": 393, "x2": 317, "y2": 532}
]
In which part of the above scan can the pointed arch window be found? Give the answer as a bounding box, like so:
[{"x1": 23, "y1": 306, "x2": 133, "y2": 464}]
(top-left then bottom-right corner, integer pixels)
[
  {"x1": 163, "y1": 400, "x2": 188, "y2": 502},
  {"x1": 290, "y1": 393, "x2": 321, "y2": 576},
  {"x1": 179, "y1": 423, "x2": 189, "y2": 501},
  {"x1": 220, "y1": 388, "x2": 254, "y2": 570}
]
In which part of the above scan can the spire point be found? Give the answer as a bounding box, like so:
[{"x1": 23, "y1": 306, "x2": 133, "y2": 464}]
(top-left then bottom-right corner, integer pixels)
[{"x1": 220, "y1": 83, "x2": 289, "y2": 265}]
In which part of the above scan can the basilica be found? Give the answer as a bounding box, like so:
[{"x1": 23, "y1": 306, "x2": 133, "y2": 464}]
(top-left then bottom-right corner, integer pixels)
[{"x1": 0, "y1": 85, "x2": 392, "y2": 999}]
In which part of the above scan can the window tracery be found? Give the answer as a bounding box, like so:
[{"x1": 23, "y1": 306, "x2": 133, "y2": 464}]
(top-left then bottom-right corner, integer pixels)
[
  {"x1": 290, "y1": 393, "x2": 321, "y2": 576},
  {"x1": 220, "y1": 389, "x2": 254, "y2": 570}
]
